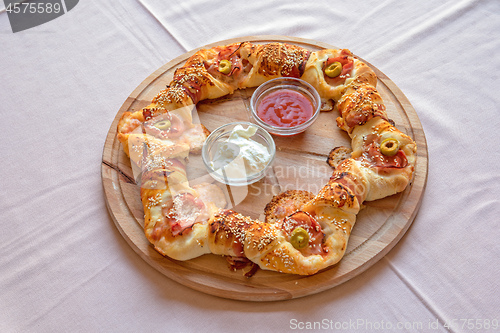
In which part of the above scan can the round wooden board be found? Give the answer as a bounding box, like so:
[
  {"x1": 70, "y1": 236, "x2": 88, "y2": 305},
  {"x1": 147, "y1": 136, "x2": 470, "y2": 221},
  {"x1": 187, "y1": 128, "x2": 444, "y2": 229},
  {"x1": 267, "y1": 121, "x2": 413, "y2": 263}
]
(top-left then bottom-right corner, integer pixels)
[{"x1": 101, "y1": 35, "x2": 428, "y2": 301}]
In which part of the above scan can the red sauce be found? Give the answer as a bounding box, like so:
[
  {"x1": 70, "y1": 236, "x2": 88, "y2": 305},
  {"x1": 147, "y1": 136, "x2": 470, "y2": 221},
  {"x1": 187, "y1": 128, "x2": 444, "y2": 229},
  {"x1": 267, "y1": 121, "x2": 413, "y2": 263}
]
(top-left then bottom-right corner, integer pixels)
[{"x1": 257, "y1": 89, "x2": 314, "y2": 128}]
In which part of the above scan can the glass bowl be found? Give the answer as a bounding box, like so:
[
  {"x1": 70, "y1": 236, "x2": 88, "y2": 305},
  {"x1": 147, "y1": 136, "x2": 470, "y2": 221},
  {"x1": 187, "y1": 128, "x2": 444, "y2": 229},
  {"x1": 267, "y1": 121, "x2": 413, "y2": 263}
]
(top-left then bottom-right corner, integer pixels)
[
  {"x1": 250, "y1": 77, "x2": 321, "y2": 136},
  {"x1": 201, "y1": 121, "x2": 276, "y2": 186}
]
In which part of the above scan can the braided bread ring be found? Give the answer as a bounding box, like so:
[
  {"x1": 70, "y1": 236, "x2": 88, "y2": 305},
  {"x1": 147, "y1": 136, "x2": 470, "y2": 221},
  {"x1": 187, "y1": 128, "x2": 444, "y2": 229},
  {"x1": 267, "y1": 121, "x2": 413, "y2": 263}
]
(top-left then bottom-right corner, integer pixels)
[{"x1": 117, "y1": 41, "x2": 416, "y2": 275}]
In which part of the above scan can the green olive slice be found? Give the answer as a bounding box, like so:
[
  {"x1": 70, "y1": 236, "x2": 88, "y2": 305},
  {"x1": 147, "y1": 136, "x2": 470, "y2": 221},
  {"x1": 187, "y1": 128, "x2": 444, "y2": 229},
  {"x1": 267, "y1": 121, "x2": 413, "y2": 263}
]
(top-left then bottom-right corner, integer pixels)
[
  {"x1": 154, "y1": 120, "x2": 172, "y2": 130},
  {"x1": 325, "y1": 61, "x2": 342, "y2": 78},
  {"x1": 218, "y1": 59, "x2": 232, "y2": 74},
  {"x1": 380, "y1": 138, "x2": 399, "y2": 156},
  {"x1": 290, "y1": 227, "x2": 309, "y2": 249}
]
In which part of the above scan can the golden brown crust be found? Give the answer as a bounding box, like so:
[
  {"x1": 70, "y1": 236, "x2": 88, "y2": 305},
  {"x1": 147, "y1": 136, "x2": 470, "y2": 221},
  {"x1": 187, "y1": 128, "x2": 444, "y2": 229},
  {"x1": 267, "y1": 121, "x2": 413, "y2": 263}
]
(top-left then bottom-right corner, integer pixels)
[
  {"x1": 301, "y1": 49, "x2": 353, "y2": 101},
  {"x1": 174, "y1": 52, "x2": 236, "y2": 102},
  {"x1": 153, "y1": 83, "x2": 194, "y2": 110},
  {"x1": 351, "y1": 59, "x2": 378, "y2": 87},
  {"x1": 253, "y1": 242, "x2": 323, "y2": 275},
  {"x1": 327, "y1": 158, "x2": 369, "y2": 205},
  {"x1": 264, "y1": 190, "x2": 315, "y2": 224},
  {"x1": 115, "y1": 41, "x2": 417, "y2": 275},
  {"x1": 199, "y1": 42, "x2": 253, "y2": 90},
  {"x1": 309, "y1": 181, "x2": 360, "y2": 214},
  {"x1": 336, "y1": 82, "x2": 388, "y2": 132},
  {"x1": 240, "y1": 42, "x2": 311, "y2": 87},
  {"x1": 348, "y1": 117, "x2": 417, "y2": 201},
  {"x1": 117, "y1": 110, "x2": 146, "y2": 157},
  {"x1": 327, "y1": 146, "x2": 352, "y2": 169},
  {"x1": 208, "y1": 210, "x2": 258, "y2": 257},
  {"x1": 243, "y1": 221, "x2": 281, "y2": 264}
]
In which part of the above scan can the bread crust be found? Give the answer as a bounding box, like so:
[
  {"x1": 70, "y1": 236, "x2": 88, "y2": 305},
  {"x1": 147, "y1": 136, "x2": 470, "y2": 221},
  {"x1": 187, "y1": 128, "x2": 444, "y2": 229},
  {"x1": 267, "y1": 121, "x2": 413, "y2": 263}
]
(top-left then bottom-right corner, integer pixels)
[
  {"x1": 116, "y1": 41, "x2": 417, "y2": 275},
  {"x1": 264, "y1": 190, "x2": 315, "y2": 224},
  {"x1": 327, "y1": 146, "x2": 352, "y2": 169}
]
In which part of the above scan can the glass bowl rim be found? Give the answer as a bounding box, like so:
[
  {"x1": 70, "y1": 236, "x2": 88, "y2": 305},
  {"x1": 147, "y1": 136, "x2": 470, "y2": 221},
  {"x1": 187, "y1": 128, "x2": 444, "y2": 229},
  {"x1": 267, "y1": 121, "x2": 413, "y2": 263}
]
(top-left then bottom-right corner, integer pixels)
[
  {"x1": 249, "y1": 77, "x2": 321, "y2": 135},
  {"x1": 201, "y1": 121, "x2": 276, "y2": 186}
]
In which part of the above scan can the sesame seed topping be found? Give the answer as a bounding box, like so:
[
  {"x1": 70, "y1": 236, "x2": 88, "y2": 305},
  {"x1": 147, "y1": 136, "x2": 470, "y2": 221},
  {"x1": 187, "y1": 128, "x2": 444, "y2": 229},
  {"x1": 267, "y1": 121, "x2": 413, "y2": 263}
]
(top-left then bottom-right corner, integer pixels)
[{"x1": 120, "y1": 41, "x2": 416, "y2": 275}]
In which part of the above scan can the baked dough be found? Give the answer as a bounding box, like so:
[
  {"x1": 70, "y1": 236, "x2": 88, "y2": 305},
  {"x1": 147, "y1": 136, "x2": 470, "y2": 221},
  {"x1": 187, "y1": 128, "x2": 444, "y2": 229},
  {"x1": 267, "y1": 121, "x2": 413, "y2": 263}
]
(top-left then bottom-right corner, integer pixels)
[
  {"x1": 117, "y1": 42, "x2": 417, "y2": 275},
  {"x1": 264, "y1": 190, "x2": 315, "y2": 224}
]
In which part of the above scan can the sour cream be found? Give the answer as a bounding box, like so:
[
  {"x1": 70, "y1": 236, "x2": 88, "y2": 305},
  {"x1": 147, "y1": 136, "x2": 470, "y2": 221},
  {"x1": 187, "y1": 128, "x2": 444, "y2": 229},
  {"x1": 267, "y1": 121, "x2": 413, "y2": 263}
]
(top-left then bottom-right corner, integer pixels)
[{"x1": 209, "y1": 124, "x2": 271, "y2": 179}]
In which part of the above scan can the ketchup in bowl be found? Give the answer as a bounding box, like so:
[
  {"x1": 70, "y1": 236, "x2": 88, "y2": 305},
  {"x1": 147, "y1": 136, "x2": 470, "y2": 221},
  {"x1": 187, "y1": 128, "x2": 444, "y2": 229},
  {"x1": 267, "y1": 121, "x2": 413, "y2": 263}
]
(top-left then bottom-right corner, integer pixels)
[
  {"x1": 256, "y1": 89, "x2": 314, "y2": 128},
  {"x1": 250, "y1": 78, "x2": 321, "y2": 136}
]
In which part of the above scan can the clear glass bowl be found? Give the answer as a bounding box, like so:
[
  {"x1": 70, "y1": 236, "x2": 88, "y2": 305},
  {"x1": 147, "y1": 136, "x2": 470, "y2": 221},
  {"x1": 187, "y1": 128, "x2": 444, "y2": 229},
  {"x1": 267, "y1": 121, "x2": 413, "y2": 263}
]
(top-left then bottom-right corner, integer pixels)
[
  {"x1": 250, "y1": 77, "x2": 321, "y2": 136},
  {"x1": 201, "y1": 121, "x2": 276, "y2": 186}
]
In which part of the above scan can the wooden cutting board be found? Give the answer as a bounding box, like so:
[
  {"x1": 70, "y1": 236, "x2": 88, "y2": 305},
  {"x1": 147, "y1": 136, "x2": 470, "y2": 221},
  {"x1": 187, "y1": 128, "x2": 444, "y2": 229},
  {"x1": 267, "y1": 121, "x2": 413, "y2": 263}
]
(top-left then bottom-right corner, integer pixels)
[{"x1": 101, "y1": 35, "x2": 428, "y2": 301}]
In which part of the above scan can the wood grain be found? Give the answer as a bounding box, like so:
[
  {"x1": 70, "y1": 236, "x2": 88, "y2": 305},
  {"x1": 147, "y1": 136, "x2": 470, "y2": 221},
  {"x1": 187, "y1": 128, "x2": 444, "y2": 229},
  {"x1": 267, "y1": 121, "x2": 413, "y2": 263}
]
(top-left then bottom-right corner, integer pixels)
[{"x1": 101, "y1": 35, "x2": 428, "y2": 301}]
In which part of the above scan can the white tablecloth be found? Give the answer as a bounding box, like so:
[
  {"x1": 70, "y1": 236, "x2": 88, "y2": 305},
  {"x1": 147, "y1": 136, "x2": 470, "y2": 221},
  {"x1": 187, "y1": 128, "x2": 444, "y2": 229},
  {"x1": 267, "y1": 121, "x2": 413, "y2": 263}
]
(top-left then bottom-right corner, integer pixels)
[{"x1": 1, "y1": 0, "x2": 499, "y2": 332}]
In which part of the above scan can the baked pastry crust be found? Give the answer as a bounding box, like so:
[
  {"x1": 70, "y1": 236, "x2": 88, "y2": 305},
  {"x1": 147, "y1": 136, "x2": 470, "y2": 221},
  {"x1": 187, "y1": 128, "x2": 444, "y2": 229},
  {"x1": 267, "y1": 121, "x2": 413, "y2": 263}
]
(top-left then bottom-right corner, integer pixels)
[
  {"x1": 117, "y1": 41, "x2": 417, "y2": 275},
  {"x1": 264, "y1": 190, "x2": 315, "y2": 224}
]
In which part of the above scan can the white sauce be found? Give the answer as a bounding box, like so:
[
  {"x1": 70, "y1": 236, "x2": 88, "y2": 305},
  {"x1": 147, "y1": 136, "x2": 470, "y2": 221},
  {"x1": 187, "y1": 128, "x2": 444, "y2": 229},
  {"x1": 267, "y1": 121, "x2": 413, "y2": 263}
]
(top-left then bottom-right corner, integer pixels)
[{"x1": 210, "y1": 124, "x2": 271, "y2": 179}]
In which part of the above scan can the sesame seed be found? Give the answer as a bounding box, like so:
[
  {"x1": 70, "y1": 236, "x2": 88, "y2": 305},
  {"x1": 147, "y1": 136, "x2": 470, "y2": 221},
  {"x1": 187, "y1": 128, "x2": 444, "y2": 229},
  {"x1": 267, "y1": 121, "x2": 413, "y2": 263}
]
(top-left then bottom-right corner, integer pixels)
[{"x1": 124, "y1": 41, "x2": 415, "y2": 275}]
